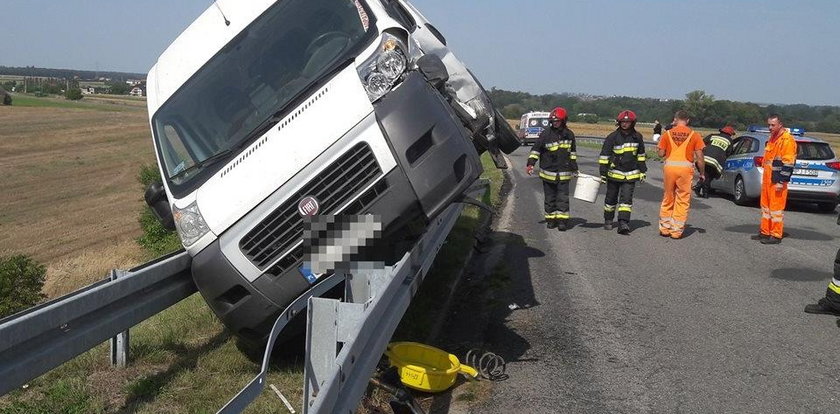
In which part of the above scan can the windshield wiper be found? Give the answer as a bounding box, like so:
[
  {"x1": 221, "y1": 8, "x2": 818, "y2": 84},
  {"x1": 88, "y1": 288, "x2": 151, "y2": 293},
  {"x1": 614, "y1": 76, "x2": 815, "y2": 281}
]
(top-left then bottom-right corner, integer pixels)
[{"x1": 170, "y1": 148, "x2": 233, "y2": 181}]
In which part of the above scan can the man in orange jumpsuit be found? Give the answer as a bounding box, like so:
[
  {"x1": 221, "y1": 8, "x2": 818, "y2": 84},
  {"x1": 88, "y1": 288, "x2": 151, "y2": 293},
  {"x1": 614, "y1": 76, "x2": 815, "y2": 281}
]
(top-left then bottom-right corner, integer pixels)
[
  {"x1": 657, "y1": 110, "x2": 705, "y2": 239},
  {"x1": 752, "y1": 114, "x2": 797, "y2": 245}
]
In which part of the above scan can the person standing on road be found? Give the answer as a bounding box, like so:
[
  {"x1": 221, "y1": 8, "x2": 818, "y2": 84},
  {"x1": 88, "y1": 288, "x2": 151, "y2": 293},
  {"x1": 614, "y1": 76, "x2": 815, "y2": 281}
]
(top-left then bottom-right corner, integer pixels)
[
  {"x1": 752, "y1": 114, "x2": 797, "y2": 245},
  {"x1": 804, "y1": 213, "x2": 840, "y2": 316},
  {"x1": 653, "y1": 119, "x2": 662, "y2": 143},
  {"x1": 693, "y1": 125, "x2": 736, "y2": 198},
  {"x1": 657, "y1": 110, "x2": 705, "y2": 239},
  {"x1": 526, "y1": 107, "x2": 578, "y2": 231},
  {"x1": 598, "y1": 110, "x2": 647, "y2": 235}
]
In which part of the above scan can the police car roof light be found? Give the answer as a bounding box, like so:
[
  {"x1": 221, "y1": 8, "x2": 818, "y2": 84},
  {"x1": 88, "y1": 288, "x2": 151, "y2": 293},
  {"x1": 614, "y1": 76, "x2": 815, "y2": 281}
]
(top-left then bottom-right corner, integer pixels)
[{"x1": 747, "y1": 125, "x2": 805, "y2": 136}]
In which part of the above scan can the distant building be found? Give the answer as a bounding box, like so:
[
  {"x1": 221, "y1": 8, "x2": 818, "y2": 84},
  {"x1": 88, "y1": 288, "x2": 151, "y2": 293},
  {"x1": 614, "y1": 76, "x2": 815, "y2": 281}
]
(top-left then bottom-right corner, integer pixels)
[{"x1": 129, "y1": 86, "x2": 146, "y2": 97}]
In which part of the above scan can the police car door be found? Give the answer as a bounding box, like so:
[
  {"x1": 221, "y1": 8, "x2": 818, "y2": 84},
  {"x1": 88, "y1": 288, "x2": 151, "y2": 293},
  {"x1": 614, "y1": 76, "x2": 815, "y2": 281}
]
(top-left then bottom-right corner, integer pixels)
[{"x1": 718, "y1": 138, "x2": 745, "y2": 191}]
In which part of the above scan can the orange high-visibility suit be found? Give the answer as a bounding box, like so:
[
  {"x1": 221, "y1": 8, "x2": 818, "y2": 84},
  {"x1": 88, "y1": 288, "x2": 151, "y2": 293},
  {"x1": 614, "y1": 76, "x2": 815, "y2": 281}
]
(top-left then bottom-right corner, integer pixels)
[
  {"x1": 658, "y1": 126, "x2": 705, "y2": 238},
  {"x1": 760, "y1": 130, "x2": 797, "y2": 239}
]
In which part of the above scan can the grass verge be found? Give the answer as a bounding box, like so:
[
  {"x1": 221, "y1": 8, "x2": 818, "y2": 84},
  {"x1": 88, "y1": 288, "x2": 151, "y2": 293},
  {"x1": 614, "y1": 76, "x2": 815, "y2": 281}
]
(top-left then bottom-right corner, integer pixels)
[
  {"x1": 1, "y1": 152, "x2": 505, "y2": 414},
  {"x1": 8, "y1": 95, "x2": 138, "y2": 112}
]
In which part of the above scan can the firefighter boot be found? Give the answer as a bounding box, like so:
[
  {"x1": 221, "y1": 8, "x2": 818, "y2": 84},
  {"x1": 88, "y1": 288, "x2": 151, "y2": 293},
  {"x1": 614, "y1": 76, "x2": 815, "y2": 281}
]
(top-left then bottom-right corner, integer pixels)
[
  {"x1": 546, "y1": 219, "x2": 557, "y2": 229},
  {"x1": 617, "y1": 220, "x2": 631, "y2": 235},
  {"x1": 557, "y1": 219, "x2": 568, "y2": 232},
  {"x1": 804, "y1": 298, "x2": 840, "y2": 316},
  {"x1": 604, "y1": 220, "x2": 613, "y2": 230}
]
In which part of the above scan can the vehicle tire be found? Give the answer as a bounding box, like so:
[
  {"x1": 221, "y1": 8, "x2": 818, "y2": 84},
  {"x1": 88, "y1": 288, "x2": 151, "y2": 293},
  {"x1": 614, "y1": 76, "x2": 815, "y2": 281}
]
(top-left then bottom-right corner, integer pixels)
[
  {"x1": 817, "y1": 202, "x2": 838, "y2": 213},
  {"x1": 733, "y1": 176, "x2": 751, "y2": 206}
]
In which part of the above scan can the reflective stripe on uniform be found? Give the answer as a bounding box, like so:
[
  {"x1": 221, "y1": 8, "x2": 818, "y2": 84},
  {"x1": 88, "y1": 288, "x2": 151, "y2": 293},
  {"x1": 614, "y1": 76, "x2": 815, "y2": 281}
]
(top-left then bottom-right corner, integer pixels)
[
  {"x1": 770, "y1": 209, "x2": 784, "y2": 223},
  {"x1": 556, "y1": 212, "x2": 570, "y2": 219},
  {"x1": 613, "y1": 142, "x2": 638, "y2": 154},
  {"x1": 598, "y1": 155, "x2": 610, "y2": 165},
  {"x1": 637, "y1": 154, "x2": 647, "y2": 162},
  {"x1": 618, "y1": 204, "x2": 632, "y2": 212},
  {"x1": 570, "y1": 152, "x2": 577, "y2": 160},
  {"x1": 664, "y1": 160, "x2": 693, "y2": 167},
  {"x1": 607, "y1": 169, "x2": 642, "y2": 180},
  {"x1": 546, "y1": 142, "x2": 560, "y2": 151},
  {"x1": 829, "y1": 280, "x2": 840, "y2": 295},
  {"x1": 540, "y1": 170, "x2": 573, "y2": 181},
  {"x1": 529, "y1": 151, "x2": 540, "y2": 160},
  {"x1": 604, "y1": 204, "x2": 616, "y2": 212},
  {"x1": 704, "y1": 156, "x2": 722, "y2": 172}
]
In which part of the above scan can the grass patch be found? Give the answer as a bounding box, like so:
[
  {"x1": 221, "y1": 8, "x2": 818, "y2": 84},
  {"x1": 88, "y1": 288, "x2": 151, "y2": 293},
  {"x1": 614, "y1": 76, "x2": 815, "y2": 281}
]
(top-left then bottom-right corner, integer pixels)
[{"x1": 8, "y1": 95, "x2": 135, "y2": 112}]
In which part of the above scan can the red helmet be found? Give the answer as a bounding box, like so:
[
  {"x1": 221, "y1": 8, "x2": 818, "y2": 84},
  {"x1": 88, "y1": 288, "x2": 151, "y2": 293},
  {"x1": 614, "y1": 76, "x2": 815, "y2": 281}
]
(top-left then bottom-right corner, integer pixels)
[
  {"x1": 719, "y1": 125, "x2": 736, "y2": 136},
  {"x1": 549, "y1": 107, "x2": 568, "y2": 122},
  {"x1": 616, "y1": 110, "x2": 637, "y2": 122}
]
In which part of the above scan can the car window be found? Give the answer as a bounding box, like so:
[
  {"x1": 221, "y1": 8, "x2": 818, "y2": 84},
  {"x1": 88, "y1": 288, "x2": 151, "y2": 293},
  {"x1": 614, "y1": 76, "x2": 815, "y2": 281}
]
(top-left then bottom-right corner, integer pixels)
[
  {"x1": 749, "y1": 138, "x2": 761, "y2": 153},
  {"x1": 732, "y1": 138, "x2": 753, "y2": 155},
  {"x1": 797, "y1": 142, "x2": 835, "y2": 160}
]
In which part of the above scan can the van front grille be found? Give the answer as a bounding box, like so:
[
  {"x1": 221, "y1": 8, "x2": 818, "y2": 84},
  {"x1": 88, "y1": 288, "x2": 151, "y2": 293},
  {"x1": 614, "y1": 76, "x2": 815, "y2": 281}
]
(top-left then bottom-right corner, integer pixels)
[{"x1": 239, "y1": 143, "x2": 382, "y2": 270}]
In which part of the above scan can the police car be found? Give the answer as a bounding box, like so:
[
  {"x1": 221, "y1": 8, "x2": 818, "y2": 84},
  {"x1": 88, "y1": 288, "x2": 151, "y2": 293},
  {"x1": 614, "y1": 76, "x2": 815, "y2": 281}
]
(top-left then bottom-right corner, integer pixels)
[
  {"x1": 710, "y1": 126, "x2": 840, "y2": 211},
  {"x1": 519, "y1": 111, "x2": 551, "y2": 146}
]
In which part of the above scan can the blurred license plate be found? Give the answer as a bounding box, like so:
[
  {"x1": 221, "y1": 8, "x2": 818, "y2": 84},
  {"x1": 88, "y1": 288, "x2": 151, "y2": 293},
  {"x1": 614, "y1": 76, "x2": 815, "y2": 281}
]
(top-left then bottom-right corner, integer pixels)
[{"x1": 793, "y1": 168, "x2": 818, "y2": 176}]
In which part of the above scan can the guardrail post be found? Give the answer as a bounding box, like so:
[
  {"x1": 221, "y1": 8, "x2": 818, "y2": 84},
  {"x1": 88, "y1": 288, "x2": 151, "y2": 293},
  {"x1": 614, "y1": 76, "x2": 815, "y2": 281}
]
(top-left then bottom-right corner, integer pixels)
[{"x1": 109, "y1": 269, "x2": 130, "y2": 368}]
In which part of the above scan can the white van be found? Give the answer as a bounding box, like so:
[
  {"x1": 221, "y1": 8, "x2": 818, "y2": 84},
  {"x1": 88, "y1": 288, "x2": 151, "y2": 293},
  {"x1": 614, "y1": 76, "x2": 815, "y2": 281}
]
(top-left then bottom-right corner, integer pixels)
[
  {"x1": 144, "y1": 0, "x2": 519, "y2": 346},
  {"x1": 519, "y1": 111, "x2": 551, "y2": 146}
]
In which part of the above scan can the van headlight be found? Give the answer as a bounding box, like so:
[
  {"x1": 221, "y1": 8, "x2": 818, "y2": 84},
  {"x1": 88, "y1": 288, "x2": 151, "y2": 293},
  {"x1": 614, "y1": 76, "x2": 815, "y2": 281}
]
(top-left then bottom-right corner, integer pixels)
[
  {"x1": 173, "y1": 202, "x2": 210, "y2": 247},
  {"x1": 358, "y1": 34, "x2": 408, "y2": 102}
]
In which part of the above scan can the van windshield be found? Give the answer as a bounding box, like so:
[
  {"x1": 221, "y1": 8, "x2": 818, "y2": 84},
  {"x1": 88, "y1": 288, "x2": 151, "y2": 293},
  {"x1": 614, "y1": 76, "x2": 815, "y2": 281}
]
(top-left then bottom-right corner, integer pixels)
[{"x1": 152, "y1": 0, "x2": 375, "y2": 196}]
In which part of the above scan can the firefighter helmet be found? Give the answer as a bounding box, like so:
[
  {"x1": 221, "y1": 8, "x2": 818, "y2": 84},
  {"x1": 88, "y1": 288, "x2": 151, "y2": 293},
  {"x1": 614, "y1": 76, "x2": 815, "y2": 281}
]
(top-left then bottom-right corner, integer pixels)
[
  {"x1": 549, "y1": 107, "x2": 567, "y2": 128},
  {"x1": 616, "y1": 110, "x2": 637, "y2": 129},
  {"x1": 616, "y1": 110, "x2": 636, "y2": 122},
  {"x1": 719, "y1": 125, "x2": 736, "y2": 136}
]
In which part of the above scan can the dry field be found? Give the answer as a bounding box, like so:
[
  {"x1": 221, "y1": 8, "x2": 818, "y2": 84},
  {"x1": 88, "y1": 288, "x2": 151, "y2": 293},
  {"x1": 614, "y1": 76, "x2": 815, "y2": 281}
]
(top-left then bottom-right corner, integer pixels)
[{"x1": 0, "y1": 100, "x2": 155, "y2": 297}]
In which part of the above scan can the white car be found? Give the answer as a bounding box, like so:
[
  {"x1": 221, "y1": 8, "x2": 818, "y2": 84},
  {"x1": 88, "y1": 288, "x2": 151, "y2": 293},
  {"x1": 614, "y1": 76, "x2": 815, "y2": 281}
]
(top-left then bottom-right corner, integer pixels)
[{"x1": 143, "y1": 0, "x2": 519, "y2": 347}]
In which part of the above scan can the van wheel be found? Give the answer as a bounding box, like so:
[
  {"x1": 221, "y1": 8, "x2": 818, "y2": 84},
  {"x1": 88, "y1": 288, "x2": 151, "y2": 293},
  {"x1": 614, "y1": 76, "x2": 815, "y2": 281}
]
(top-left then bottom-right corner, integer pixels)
[
  {"x1": 733, "y1": 176, "x2": 751, "y2": 206},
  {"x1": 817, "y1": 202, "x2": 838, "y2": 213}
]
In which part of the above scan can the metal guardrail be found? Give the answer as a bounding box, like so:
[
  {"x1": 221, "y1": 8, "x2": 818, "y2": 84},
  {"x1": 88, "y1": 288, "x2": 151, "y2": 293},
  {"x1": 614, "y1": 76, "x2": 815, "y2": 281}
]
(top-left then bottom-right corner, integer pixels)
[
  {"x1": 220, "y1": 179, "x2": 489, "y2": 413},
  {"x1": 0, "y1": 249, "x2": 195, "y2": 396},
  {"x1": 0, "y1": 179, "x2": 489, "y2": 414}
]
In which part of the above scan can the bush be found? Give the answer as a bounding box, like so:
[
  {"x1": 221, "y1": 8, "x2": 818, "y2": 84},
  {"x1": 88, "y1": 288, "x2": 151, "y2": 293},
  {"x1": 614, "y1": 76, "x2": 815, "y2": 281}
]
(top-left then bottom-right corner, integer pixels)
[
  {"x1": 0, "y1": 255, "x2": 47, "y2": 318},
  {"x1": 65, "y1": 88, "x2": 83, "y2": 100},
  {"x1": 137, "y1": 165, "x2": 181, "y2": 256}
]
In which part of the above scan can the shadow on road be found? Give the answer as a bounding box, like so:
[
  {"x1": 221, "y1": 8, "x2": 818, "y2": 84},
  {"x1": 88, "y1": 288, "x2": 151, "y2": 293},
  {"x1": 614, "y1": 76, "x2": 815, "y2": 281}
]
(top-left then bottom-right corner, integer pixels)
[
  {"x1": 771, "y1": 268, "x2": 832, "y2": 282},
  {"x1": 724, "y1": 224, "x2": 834, "y2": 241},
  {"x1": 430, "y1": 231, "x2": 542, "y2": 413}
]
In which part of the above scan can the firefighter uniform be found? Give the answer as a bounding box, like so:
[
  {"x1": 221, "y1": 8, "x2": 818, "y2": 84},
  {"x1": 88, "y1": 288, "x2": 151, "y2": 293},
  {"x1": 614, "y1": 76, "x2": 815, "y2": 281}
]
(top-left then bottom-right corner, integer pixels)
[
  {"x1": 599, "y1": 128, "x2": 647, "y2": 230},
  {"x1": 528, "y1": 126, "x2": 578, "y2": 228},
  {"x1": 658, "y1": 126, "x2": 705, "y2": 239},
  {"x1": 696, "y1": 128, "x2": 735, "y2": 197},
  {"x1": 759, "y1": 129, "x2": 797, "y2": 241}
]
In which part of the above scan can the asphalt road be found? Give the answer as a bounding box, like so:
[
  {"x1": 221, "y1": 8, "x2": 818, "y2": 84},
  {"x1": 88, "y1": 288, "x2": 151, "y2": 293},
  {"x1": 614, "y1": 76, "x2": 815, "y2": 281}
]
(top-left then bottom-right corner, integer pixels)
[{"x1": 469, "y1": 145, "x2": 840, "y2": 413}]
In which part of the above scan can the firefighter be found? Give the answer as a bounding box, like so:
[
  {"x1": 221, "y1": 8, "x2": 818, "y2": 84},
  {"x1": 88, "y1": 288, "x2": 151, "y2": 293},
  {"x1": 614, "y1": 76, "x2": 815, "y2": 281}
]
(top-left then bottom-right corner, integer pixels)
[
  {"x1": 598, "y1": 110, "x2": 647, "y2": 235},
  {"x1": 658, "y1": 110, "x2": 705, "y2": 239},
  {"x1": 752, "y1": 114, "x2": 797, "y2": 245},
  {"x1": 693, "y1": 125, "x2": 736, "y2": 198},
  {"x1": 804, "y1": 212, "x2": 840, "y2": 316},
  {"x1": 526, "y1": 107, "x2": 578, "y2": 231}
]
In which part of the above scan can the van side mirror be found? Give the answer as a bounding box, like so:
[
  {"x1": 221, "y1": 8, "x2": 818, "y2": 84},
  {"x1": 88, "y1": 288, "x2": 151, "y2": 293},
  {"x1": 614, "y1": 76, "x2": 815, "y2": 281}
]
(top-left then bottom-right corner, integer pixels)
[
  {"x1": 416, "y1": 54, "x2": 448, "y2": 91},
  {"x1": 144, "y1": 182, "x2": 176, "y2": 231}
]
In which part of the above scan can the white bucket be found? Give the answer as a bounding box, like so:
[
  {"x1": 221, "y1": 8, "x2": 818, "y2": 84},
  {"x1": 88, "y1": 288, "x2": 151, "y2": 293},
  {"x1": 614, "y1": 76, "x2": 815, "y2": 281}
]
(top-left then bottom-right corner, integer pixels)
[{"x1": 573, "y1": 173, "x2": 602, "y2": 203}]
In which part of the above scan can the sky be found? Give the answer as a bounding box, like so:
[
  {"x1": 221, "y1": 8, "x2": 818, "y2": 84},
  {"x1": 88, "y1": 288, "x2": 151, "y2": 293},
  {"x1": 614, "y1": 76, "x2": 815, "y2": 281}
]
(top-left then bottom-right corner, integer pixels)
[{"x1": 2, "y1": 0, "x2": 839, "y2": 106}]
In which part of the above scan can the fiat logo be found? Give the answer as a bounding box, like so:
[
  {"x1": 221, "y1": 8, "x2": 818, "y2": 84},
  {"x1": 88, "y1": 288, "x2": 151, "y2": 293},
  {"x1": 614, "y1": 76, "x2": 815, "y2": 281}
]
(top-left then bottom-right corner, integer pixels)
[{"x1": 297, "y1": 196, "x2": 320, "y2": 216}]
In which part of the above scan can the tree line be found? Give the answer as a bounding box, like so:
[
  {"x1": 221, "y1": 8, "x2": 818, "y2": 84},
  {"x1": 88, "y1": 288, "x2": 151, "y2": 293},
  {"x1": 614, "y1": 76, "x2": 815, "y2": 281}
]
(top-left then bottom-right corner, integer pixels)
[
  {"x1": 490, "y1": 88, "x2": 840, "y2": 133},
  {"x1": 0, "y1": 65, "x2": 145, "y2": 82}
]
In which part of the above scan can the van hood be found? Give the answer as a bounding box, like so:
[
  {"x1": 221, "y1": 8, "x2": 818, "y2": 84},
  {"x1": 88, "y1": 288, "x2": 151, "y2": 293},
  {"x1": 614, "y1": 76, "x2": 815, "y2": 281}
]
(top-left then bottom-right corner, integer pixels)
[{"x1": 195, "y1": 66, "x2": 374, "y2": 234}]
